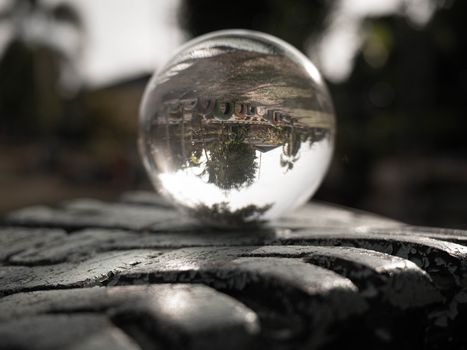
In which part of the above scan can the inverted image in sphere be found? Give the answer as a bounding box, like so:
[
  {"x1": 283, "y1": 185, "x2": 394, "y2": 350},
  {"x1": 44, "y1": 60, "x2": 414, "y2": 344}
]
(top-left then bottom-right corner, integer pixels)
[{"x1": 139, "y1": 30, "x2": 335, "y2": 227}]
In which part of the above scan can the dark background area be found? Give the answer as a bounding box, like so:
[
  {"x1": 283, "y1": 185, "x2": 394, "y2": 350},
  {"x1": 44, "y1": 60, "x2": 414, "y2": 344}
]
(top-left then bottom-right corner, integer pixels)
[{"x1": 1, "y1": 0, "x2": 466, "y2": 228}]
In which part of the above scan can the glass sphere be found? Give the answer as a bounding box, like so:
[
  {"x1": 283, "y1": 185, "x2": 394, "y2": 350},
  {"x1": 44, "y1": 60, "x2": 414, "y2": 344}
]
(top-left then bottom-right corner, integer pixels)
[{"x1": 139, "y1": 30, "x2": 335, "y2": 227}]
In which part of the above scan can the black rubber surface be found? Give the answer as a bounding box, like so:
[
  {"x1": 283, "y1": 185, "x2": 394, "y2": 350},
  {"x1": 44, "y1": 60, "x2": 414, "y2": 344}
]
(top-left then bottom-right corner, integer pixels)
[{"x1": 1, "y1": 191, "x2": 466, "y2": 350}]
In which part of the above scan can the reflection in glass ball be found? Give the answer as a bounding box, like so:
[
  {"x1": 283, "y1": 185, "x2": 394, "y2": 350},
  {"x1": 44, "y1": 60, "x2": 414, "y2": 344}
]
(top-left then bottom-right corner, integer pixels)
[{"x1": 139, "y1": 30, "x2": 335, "y2": 227}]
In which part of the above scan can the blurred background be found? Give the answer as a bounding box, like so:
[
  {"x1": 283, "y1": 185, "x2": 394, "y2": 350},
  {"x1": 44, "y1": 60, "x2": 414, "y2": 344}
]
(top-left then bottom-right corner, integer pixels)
[{"x1": 0, "y1": 0, "x2": 466, "y2": 228}]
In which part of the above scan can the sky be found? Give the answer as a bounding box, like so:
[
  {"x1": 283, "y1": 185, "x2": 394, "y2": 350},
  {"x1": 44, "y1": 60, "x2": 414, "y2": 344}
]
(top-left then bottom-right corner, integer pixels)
[
  {"x1": 70, "y1": 0, "x2": 185, "y2": 87},
  {"x1": 0, "y1": 0, "x2": 185, "y2": 87},
  {"x1": 56, "y1": 0, "x2": 445, "y2": 86},
  {"x1": 158, "y1": 140, "x2": 333, "y2": 220},
  {"x1": 0, "y1": 0, "x2": 446, "y2": 87}
]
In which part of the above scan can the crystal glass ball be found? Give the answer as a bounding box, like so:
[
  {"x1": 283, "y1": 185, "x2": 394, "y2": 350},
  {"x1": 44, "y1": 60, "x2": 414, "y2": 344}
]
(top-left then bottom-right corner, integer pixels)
[{"x1": 139, "y1": 30, "x2": 335, "y2": 227}]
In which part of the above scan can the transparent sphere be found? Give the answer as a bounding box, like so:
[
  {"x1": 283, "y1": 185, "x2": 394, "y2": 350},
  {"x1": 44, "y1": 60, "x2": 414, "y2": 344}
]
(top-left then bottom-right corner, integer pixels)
[{"x1": 139, "y1": 30, "x2": 335, "y2": 227}]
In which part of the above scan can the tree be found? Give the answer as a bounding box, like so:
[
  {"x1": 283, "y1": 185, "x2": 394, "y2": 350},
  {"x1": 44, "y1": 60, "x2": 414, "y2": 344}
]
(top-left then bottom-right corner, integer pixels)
[
  {"x1": 203, "y1": 125, "x2": 258, "y2": 190},
  {"x1": 0, "y1": 0, "x2": 83, "y2": 139}
]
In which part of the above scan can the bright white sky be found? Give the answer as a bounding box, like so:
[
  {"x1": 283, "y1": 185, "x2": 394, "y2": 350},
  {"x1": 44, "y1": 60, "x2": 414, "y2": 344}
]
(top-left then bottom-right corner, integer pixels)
[
  {"x1": 158, "y1": 140, "x2": 333, "y2": 220},
  {"x1": 72, "y1": 0, "x2": 185, "y2": 86}
]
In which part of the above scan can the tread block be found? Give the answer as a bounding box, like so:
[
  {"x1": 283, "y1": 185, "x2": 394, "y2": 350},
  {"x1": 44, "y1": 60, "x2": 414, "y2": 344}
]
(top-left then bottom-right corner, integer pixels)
[
  {"x1": 0, "y1": 314, "x2": 140, "y2": 350},
  {"x1": 9, "y1": 229, "x2": 135, "y2": 265},
  {"x1": 0, "y1": 285, "x2": 259, "y2": 350},
  {"x1": 243, "y1": 245, "x2": 442, "y2": 308},
  {"x1": 0, "y1": 227, "x2": 66, "y2": 262},
  {"x1": 370, "y1": 226, "x2": 467, "y2": 246},
  {"x1": 0, "y1": 250, "x2": 161, "y2": 296},
  {"x1": 277, "y1": 230, "x2": 467, "y2": 292},
  {"x1": 272, "y1": 202, "x2": 402, "y2": 229},
  {"x1": 119, "y1": 248, "x2": 367, "y2": 322},
  {"x1": 6, "y1": 199, "x2": 187, "y2": 231}
]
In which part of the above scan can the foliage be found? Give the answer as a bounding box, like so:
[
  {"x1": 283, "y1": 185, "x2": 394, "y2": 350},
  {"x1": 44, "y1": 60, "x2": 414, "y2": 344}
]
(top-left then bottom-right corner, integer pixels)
[{"x1": 203, "y1": 125, "x2": 258, "y2": 190}]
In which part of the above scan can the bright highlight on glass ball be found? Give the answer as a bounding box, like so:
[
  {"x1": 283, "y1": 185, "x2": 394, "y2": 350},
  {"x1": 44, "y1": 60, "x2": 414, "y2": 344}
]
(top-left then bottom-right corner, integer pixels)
[{"x1": 139, "y1": 30, "x2": 335, "y2": 227}]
